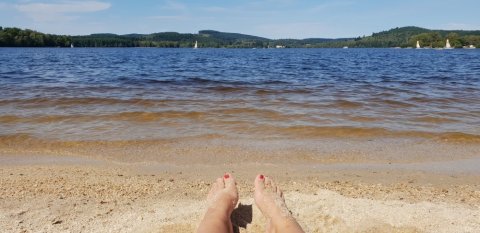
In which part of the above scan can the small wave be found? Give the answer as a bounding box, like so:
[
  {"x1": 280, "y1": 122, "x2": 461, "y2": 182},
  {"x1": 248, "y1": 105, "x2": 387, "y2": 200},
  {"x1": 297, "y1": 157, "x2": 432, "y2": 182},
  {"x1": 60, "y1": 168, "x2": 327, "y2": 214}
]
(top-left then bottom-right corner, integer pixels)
[
  {"x1": 187, "y1": 77, "x2": 217, "y2": 84},
  {"x1": 407, "y1": 96, "x2": 456, "y2": 104},
  {"x1": 273, "y1": 125, "x2": 390, "y2": 138},
  {"x1": 118, "y1": 77, "x2": 178, "y2": 85},
  {"x1": 186, "y1": 77, "x2": 253, "y2": 85},
  {"x1": 0, "y1": 111, "x2": 207, "y2": 124},
  {"x1": 0, "y1": 71, "x2": 22, "y2": 75},
  {"x1": 0, "y1": 115, "x2": 80, "y2": 124},
  {"x1": 0, "y1": 115, "x2": 22, "y2": 123},
  {"x1": 254, "y1": 89, "x2": 278, "y2": 95},
  {"x1": 347, "y1": 116, "x2": 378, "y2": 122},
  {"x1": 0, "y1": 98, "x2": 160, "y2": 107},
  {"x1": 328, "y1": 100, "x2": 364, "y2": 109},
  {"x1": 262, "y1": 80, "x2": 291, "y2": 85},
  {"x1": 117, "y1": 76, "x2": 253, "y2": 86},
  {"x1": 105, "y1": 111, "x2": 205, "y2": 122},
  {"x1": 196, "y1": 77, "x2": 295, "y2": 86},
  {"x1": 257, "y1": 125, "x2": 480, "y2": 142},
  {"x1": 206, "y1": 85, "x2": 249, "y2": 93},
  {"x1": 369, "y1": 98, "x2": 416, "y2": 108},
  {"x1": 216, "y1": 108, "x2": 294, "y2": 121},
  {"x1": 254, "y1": 88, "x2": 313, "y2": 95},
  {"x1": 413, "y1": 116, "x2": 459, "y2": 124}
]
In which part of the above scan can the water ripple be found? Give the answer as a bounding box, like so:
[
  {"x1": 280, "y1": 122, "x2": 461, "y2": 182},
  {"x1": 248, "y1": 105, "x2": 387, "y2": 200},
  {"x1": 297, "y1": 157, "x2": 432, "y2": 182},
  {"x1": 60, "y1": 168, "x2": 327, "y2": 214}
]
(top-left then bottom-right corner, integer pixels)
[{"x1": 0, "y1": 48, "x2": 479, "y2": 141}]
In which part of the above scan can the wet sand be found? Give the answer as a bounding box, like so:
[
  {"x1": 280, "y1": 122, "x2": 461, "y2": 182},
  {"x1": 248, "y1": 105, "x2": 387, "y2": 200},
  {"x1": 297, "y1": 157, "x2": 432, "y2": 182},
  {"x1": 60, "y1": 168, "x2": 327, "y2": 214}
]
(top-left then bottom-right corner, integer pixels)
[{"x1": 1, "y1": 138, "x2": 480, "y2": 233}]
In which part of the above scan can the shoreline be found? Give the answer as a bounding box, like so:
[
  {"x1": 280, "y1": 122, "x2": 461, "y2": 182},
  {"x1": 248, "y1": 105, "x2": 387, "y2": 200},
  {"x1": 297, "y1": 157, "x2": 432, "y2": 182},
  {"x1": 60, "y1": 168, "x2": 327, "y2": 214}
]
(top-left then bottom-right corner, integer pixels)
[{"x1": 2, "y1": 136, "x2": 480, "y2": 164}]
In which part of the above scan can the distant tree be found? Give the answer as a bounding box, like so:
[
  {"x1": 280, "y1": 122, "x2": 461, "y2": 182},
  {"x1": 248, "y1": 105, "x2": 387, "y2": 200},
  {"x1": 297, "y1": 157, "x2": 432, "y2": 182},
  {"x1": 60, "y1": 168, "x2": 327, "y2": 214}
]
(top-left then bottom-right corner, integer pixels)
[
  {"x1": 2, "y1": 26, "x2": 480, "y2": 48},
  {"x1": 445, "y1": 32, "x2": 461, "y2": 48}
]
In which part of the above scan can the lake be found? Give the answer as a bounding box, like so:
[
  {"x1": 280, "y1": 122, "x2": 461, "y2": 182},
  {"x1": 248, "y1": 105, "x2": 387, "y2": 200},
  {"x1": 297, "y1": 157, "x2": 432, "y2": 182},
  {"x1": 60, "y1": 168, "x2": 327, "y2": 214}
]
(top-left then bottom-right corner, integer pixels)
[{"x1": 1, "y1": 48, "x2": 479, "y2": 142}]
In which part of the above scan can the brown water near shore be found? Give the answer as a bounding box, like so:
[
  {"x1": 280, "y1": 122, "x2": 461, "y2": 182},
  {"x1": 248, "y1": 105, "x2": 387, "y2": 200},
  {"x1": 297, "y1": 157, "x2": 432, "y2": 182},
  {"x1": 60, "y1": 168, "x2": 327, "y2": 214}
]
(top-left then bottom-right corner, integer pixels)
[{"x1": 1, "y1": 84, "x2": 479, "y2": 142}]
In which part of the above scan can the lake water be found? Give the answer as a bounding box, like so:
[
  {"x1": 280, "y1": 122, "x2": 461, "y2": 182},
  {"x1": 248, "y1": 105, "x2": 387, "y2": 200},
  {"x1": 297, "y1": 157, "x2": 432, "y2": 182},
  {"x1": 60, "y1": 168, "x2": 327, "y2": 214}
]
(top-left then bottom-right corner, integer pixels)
[{"x1": 1, "y1": 48, "x2": 479, "y2": 142}]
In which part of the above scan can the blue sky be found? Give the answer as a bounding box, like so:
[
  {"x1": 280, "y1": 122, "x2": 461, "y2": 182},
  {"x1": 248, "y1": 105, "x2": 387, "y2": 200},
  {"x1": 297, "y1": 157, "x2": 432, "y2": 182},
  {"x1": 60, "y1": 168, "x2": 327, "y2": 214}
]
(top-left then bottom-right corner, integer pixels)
[{"x1": 1, "y1": 0, "x2": 479, "y2": 39}]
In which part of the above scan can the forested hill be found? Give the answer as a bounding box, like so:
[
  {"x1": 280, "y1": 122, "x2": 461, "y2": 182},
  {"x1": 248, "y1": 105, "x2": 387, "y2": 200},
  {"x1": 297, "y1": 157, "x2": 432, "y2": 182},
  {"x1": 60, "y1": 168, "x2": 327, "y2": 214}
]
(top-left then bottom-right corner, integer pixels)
[
  {"x1": 72, "y1": 30, "x2": 275, "y2": 48},
  {"x1": 0, "y1": 27, "x2": 71, "y2": 47},
  {"x1": 1, "y1": 26, "x2": 479, "y2": 48},
  {"x1": 328, "y1": 26, "x2": 480, "y2": 48}
]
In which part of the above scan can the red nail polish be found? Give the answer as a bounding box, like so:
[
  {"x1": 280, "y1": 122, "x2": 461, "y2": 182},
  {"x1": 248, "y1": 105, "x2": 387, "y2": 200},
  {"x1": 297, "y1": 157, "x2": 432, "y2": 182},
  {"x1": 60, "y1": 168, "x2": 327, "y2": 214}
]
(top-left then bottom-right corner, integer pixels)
[
  {"x1": 259, "y1": 175, "x2": 264, "y2": 180},
  {"x1": 224, "y1": 174, "x2": 230, "y2": 179}
]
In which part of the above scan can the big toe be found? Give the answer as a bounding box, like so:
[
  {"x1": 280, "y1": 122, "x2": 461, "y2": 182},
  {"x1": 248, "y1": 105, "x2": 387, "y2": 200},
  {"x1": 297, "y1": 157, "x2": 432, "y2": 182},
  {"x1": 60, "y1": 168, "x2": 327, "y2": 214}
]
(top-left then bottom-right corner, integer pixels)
[
  {"x1": 254, "y1": 174, "x2": 265, "y2": 193},
  {"x1": 224, "y1": 173, "x2": 237, "y2": 191},
  {"x1": 216, "y1": 177, "x2": 225, "y2": 189}
]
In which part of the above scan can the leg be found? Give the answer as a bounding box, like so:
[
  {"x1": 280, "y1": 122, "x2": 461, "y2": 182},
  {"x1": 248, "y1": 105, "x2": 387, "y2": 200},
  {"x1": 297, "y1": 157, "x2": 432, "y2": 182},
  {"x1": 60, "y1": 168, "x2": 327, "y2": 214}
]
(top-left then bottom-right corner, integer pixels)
[
  {"x1": 197, "y1": 173, "x2": 239, "y2": 233},
  {"x1": 254, "y1": 174, "x2": 305, "y2": 233}
]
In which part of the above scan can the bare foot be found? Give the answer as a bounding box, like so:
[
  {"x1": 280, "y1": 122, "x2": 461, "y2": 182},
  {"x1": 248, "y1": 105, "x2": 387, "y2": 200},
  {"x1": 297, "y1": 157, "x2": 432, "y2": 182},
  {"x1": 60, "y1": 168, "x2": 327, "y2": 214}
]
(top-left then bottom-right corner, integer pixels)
[
  {"x1": 197, "y1": 173, "x2": 239, "y2": 233},
  {"x1": 254, "y1": 175, "x2": 304, "y2": 233},
  {"x1": 207, "y1": 173, "x2": 239, "y2": 215}
]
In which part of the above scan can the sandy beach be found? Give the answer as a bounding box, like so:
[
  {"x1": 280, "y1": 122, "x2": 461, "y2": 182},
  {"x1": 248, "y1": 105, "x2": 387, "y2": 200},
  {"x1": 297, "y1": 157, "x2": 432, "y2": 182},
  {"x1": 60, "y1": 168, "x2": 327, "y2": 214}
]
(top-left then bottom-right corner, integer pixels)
[{"x1": 1, "y1": 137, "x2": 480, "y2": 233}]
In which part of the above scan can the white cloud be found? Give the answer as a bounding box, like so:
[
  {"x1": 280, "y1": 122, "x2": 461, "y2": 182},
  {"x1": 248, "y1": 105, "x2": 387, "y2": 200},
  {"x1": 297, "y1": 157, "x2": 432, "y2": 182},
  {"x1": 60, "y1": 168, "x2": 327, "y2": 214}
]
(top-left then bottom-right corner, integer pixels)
[{"x1": 15, "y1": 1, "x2": 111, "y2": 22}]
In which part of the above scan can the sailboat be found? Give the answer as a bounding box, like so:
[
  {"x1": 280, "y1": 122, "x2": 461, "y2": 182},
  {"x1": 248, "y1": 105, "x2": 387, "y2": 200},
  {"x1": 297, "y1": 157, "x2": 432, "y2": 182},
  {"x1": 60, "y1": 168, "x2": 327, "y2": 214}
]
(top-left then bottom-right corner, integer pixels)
[
  {"x1": 70, "y1": 43, "x2": 74, "y2": 48},
  {"x1": 445, "y1": 39, "x2": 453, "y2": 49},
  {"x1": 193, "y1": 41, "x2": 198, "y2": 49},
  {"x1": 416, "y1": 41, "x2": 421, "y2": 49}
]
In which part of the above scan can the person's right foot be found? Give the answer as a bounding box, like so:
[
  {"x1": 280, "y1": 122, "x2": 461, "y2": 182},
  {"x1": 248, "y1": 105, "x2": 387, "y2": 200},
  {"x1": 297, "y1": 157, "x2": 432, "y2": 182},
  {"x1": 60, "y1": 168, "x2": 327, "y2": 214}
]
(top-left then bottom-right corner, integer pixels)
[{"x1": 254, "y1": 174, "x2": 305, "y2": 233}]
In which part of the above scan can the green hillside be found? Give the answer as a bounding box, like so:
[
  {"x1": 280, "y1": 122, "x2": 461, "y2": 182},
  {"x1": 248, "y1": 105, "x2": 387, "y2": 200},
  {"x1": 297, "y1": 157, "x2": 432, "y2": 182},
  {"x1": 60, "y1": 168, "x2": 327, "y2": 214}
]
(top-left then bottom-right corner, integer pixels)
[
  {"x1": 0, "y1": 26, "x2": 71, "y2": 47},
  {"x1": 1, "y1": 26, "x2": 479, "y2": 48},
  {"x1": 332, "y1": 26, "x2": 480, "y2": 48}
]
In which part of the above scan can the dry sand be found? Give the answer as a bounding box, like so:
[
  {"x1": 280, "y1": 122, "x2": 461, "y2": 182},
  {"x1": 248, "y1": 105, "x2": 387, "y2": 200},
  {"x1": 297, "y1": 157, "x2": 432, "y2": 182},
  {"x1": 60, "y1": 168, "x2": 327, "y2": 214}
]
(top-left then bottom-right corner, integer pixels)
[{"x1": 1, "y1": 138, "x2": 480, "y2": 233}]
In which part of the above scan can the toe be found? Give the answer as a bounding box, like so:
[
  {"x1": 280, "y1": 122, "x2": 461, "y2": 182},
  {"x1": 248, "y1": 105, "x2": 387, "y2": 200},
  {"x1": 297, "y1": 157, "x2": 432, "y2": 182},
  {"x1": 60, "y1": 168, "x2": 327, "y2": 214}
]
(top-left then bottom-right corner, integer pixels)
[
  {"x1": 277, "y1": 187, "x2": 283, "y2": 198},
  {"x1": 224, "y1": 173, "x2": 236, "y2": 189},
  {"x1": 216, "y1": 177, "x2": 225, "y2": 189},
  {"x1": 255, "y1": 174, "x2": 266, "y2": 192},
  {"x1": 265, "y1": 176, "x2": 276, "y2": 192}
]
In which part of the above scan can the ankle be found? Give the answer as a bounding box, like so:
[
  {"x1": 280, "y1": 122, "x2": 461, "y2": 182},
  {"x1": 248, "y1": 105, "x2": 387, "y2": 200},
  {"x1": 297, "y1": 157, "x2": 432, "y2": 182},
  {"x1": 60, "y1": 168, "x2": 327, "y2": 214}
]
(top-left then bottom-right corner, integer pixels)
[
  {"x1": 205, "y1": 206, "x2": 232, "y2": 221},
  {"x1": 270, "y1": 215, "x2": 303, "y2": 233}
]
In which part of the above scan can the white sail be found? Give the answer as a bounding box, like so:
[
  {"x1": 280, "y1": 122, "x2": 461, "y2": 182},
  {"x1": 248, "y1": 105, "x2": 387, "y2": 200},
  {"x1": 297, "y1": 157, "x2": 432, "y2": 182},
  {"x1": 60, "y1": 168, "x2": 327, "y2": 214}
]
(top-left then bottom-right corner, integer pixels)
[
  {"x1": 70, "y1": 43, "x2": 74, "y2": 48},
  {"x1": 445, "y1": 39, "x2": 452, "y2": 49},
  {"x1": 194, "y1": 41, "x2": 198, "y2": 49},
  {"x1": 416, "y1": 41, "x2": 420, "y2": 49}
]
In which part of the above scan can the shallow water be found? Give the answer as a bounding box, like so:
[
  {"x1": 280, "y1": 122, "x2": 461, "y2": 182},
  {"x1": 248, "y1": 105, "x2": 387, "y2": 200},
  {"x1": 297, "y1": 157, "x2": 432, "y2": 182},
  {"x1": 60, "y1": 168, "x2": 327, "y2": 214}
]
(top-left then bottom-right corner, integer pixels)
[{"x1": 1, "y1": 48, "x2": 479, "y2": 142}]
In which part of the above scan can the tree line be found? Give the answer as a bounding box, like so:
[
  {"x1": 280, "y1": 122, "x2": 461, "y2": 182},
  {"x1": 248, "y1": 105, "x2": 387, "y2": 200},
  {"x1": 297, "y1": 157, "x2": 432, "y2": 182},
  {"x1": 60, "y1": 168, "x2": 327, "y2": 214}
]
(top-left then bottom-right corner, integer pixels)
[
  {"x1": 1, "y1": 26, "x2": 479, "y2": 48},
  {"x1": 0, "y1": 27, "x2": 71, "y2": 47}
]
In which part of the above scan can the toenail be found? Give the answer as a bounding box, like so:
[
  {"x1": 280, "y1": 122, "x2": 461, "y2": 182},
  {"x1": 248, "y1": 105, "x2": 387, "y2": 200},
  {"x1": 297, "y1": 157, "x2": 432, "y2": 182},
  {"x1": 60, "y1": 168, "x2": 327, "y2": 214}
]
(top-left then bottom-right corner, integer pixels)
[
  {"x1": 259, "y1": 175, "x2": 264, "y2": 180},
  {"x1": 224, "y1": 174, "x2": 230, "y2": 179}
]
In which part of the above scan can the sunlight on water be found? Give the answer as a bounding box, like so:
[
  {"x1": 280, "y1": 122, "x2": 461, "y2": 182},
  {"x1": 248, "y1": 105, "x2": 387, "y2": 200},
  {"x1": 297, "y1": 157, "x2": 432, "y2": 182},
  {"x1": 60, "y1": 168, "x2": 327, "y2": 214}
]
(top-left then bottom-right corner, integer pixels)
[{"x1": 0, "y1": 48, "x2": 479, "y2": 142}]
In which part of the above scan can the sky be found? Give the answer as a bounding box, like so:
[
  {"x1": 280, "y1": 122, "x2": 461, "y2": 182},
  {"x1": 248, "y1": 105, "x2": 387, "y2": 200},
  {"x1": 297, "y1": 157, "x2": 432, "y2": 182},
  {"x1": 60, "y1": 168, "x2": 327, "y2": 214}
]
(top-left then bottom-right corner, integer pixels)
[{"x1": 1, "y1": 0, "x2": 479, "y2": 39}]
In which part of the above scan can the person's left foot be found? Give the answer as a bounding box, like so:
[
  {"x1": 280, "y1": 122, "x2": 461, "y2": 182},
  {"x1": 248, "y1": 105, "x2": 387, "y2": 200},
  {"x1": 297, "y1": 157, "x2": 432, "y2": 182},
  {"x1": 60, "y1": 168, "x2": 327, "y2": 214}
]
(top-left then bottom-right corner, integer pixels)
[{"x1": 206, "y1": 173, "x2": 239, "y2": 217}]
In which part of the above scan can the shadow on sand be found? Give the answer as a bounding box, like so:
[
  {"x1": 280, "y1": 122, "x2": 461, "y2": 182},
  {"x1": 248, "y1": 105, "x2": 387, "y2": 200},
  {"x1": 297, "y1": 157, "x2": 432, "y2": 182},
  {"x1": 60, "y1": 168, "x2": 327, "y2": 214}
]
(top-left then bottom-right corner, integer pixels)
[{"x1": 231, "y1": 203, "x2": 253, "y2": 233}]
